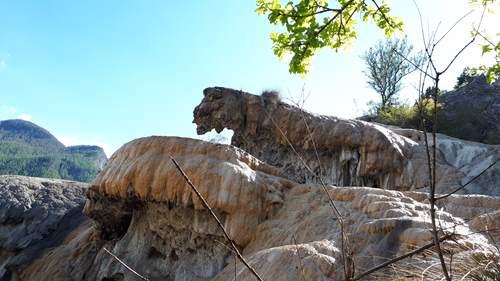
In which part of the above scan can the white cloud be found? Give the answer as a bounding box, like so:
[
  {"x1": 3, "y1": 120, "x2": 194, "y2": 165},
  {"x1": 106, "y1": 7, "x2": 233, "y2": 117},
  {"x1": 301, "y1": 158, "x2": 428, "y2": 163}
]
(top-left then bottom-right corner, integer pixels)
[
  {"x1": 16, "y1": 114, "x2": 32, "y2": 121},
  {"x1": 7, "y1": 107, "x2": 16, "y2": 114}
]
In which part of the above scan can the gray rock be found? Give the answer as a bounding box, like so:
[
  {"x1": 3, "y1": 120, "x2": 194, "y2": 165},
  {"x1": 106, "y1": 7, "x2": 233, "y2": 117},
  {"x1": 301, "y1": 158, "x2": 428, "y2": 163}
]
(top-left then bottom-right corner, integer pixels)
[
  {"x1": 0, "y1": 175, "x2": 87, "y2": 280},
  {"x1": 438, "y1": 74, "x2": 500, "y2": 144}
]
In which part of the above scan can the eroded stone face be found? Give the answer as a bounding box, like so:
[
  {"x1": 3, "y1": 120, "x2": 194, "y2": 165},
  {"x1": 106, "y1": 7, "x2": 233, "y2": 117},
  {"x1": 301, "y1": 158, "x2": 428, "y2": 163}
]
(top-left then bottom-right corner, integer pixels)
[
  {"x1": 194, "y1": 87, "x2": 416, "y2": 190},
  {"x1": 7, "y1": 86, "x2": 500, "y2": 280}
]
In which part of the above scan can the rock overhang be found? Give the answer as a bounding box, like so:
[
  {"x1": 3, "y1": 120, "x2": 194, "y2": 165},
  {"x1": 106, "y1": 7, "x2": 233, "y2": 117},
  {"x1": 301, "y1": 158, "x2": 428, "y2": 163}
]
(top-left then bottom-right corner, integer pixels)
[{"x1": 85, "y1": 136, "x2": 293, "y2": 246}]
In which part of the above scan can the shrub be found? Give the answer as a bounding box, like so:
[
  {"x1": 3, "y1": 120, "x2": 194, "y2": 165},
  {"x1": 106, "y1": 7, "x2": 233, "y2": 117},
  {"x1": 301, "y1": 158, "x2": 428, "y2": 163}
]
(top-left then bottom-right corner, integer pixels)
[{"x1": 377, "y1": 104, "x2": 418, "y2": 128}]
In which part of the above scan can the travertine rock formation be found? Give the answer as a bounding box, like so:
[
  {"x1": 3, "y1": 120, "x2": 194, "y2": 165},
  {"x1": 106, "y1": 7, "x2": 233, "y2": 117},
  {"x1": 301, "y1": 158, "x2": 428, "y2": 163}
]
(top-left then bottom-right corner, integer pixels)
[
  {"x1": 15, "y1": 136, "x2": 498, "y2": 281},
  {"x1": 216, "y1": 185, "x2": 500, "y2": 280},
  {"x1": 82, "y1": 136, "x2": 291, "y2": 281},
  {"x1": 387, "y1": 125, "x2": 500, "y2": 196},
  {"x1": 193, "y1": 87, "x2": 414, "y2": 189},
  {"x1": 0, "y1": 176, "x2": 88, "y2": 280},
  {"x1": 193, "y1": 87, "x2": 500, "y2": 195}
]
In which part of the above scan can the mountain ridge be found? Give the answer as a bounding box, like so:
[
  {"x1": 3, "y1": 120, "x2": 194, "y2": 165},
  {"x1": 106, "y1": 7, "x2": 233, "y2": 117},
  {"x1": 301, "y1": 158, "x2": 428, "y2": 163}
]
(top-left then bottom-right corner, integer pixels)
[{"x1": 0, "y1": 119, "x2": 107, "y2": 182}]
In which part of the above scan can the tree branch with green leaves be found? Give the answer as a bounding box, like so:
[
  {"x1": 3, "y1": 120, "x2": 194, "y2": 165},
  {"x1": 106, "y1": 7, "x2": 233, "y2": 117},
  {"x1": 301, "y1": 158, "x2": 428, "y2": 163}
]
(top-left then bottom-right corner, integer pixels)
[{"x1": 256, "y1": 0, "x2": 404, "y2": 74}]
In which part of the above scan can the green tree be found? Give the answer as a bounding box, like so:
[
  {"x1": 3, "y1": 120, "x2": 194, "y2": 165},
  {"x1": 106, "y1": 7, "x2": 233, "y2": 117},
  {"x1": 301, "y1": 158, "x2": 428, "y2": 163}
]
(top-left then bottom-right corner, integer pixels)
[
  {"x1": 255, "y1": 0, "x2": 403, "y2": 74},
  {"x1": 454, "y1": 67, "x2": 475, "y2": 89},
  {"x1": 363, "y1": 37, "x2": 423, "y2": 111}
]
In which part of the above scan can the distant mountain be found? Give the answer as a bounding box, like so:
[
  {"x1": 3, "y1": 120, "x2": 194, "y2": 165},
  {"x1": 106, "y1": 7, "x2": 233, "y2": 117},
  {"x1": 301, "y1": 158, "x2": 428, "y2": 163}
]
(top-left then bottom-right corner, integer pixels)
[{"x1": 0, "y1": 119, "x2": 107, "y2": 182}]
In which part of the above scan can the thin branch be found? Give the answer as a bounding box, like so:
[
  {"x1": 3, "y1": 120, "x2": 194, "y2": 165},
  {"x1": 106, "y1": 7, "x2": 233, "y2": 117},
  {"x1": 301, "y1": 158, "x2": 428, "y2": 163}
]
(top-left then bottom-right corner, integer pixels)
[
  {"x1": 434, "y1": 10, "x2": 474, "y2": 47},
  {"x1": 170, "y1": 156, "x2": 265, "y2": 281},
  {"x1": 412, "y1": 0, "x2": 428, "y2": 52},
  {"x1": 476, "y1": 31, "x2": 496, "y2": 47},
  {"x1": 370, "y1": 0, "x2": 394, "y2": 29},
  {"x1": 430, "y1": 73, "x2": 451, "y2": 281},
  {"x1": 391, "y1": 47, "x2": 435, "y2": 80},
  {"x1": 292, "y1": 236, "x2": 307, "y2": 281},
  {"x1": 103, "y1": 247, "x2": 150, "y2": 281},
  {"x1": 436, "y1": 155, "x2": 500, "y2": 200},
  {"x1": 298, "y1": 0, "x2": 356, "y2": 61},
  {"x1": 290, "y1": 92, "x2": 355, "y2": 280},
  {"x1": 438, "y1": 5, "x2": 487, "y2": 75},
  {"x1": 438, "y1": 38, "x2": 476, "y2": 75},
  {"x1": 270, "y1": 7, "x2": 339, "y2": 19}
]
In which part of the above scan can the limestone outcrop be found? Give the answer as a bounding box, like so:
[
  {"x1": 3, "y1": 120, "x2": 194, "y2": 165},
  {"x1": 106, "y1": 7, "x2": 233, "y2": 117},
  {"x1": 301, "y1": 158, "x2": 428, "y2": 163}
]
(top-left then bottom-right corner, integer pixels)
[
  {"x1": 193, "y1": 87, "x2": 500, "y2": 196},
  {"x1": 14, "y1": 136, "x2": 499, "y2": 281},
  {"x1": 3, "y1": 86, "x2": 499, "y2": 281},
  {"x1": 0, "y1": 176, "x2": 88, "y2": 280}
]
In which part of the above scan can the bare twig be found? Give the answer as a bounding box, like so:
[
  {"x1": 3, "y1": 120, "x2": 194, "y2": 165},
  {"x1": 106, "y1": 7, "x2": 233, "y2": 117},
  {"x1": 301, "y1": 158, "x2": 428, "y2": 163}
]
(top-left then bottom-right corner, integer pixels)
[
  {"x1": 103, "y1": 247, "x2": 150, "y2": 281},
  {"x1": 438, "y1": 5, "x2": 486, "y2": 75},
  {"x1": 292, "y1": 236, "x2": 307, "y2": 281},
  {"x1": 436, "y1": 156, "x2": 500, "y2": 200},
  {"x1": 213, "y1": 239, "x2": 239, "y2": 281},
  {"x1": 429, "y1": 72, "x2": 451, "y2": 281},
  {"x1": 434, "y1": 10, "x2": 474, "y2": 47},
  {"x1": 170, "y1": 156, "x2": 265, "y2": 281},
  {"x1": 391, "y1": 47, "x2": 435, "y2": 80}
]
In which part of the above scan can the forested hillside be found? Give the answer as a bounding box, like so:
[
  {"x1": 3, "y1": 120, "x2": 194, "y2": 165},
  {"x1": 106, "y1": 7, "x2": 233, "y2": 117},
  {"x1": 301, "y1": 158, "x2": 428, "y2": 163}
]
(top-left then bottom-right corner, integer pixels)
[{"x1": 0, "y1": 119, "x2": 107, "y2": 182}]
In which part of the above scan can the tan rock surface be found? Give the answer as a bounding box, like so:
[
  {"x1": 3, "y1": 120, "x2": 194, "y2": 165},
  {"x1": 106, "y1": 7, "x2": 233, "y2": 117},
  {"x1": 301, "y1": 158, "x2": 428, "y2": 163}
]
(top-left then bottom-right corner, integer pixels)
[
  {"x1": 87, "y1": 136, "x2": 292, "y2": 247},
  {"x1": 218, "y1": 184, "x2": 499, "y2": 280},
  {"x1": 24, "y1": 136, "x2": 494, "y2": 281}
]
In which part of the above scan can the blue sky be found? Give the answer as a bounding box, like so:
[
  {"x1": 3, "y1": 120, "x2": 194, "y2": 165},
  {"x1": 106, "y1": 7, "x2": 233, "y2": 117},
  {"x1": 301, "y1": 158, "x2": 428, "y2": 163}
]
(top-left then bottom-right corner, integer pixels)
[{"x1": 0, "y1": 1, "x2": 497, "y2": 156}]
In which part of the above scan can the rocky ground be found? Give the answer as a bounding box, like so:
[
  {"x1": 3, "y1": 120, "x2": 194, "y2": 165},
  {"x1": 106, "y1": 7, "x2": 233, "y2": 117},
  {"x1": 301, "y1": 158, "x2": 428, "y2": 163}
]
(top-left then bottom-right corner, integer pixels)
[
  {"x1": 0, "y1": 87, "x2": 499, "y2": 281},
  {"x1": 0, "y1": 176, "x2": 88, "y2": 280}
]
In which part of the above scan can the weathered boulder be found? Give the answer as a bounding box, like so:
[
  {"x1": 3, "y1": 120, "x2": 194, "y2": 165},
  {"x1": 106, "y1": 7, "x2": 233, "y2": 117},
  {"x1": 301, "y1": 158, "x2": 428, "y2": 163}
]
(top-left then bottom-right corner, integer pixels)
[
  {"x1": 193, "y1": 87, "x2": 500, "y2": 196},
  {"x1": 0, "y1": 175, "x2": 88, "y2": 280}
]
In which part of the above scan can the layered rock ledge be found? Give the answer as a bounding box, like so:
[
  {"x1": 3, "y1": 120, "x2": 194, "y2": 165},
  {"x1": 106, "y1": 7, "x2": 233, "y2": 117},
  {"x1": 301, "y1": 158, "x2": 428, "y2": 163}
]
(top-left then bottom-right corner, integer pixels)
[
  {"x1": 84, "y1": 136, "x2": 293, "y2": 281},
  {"x1": 11, "y1": 136, "x2": 498, "y2": 281}
]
